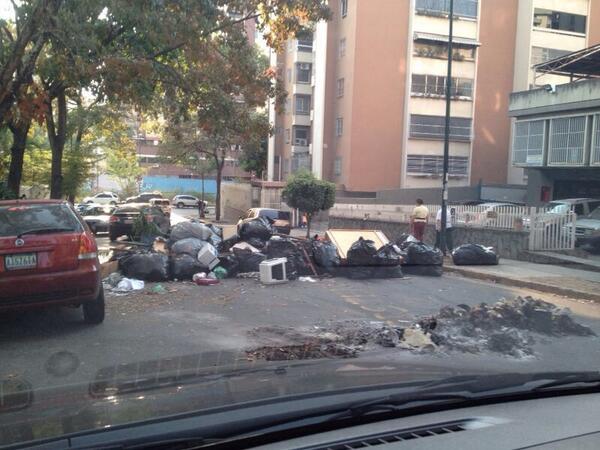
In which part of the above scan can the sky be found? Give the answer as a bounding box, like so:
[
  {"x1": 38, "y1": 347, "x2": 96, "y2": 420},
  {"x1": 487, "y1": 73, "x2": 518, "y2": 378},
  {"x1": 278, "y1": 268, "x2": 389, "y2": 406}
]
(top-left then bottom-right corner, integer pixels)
[{"x1": 0, "y1": 0, "x2": 14, "y2": 20}]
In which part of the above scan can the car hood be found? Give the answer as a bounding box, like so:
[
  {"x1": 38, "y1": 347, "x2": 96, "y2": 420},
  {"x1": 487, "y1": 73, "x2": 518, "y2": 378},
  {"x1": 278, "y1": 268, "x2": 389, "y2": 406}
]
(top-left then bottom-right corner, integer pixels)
[
  {"x1": 0, "y1": 352, "x2": 494, "y2": 447},
  {"x1": 574, "y1": 218, "x2": 600, "y2": 230}
]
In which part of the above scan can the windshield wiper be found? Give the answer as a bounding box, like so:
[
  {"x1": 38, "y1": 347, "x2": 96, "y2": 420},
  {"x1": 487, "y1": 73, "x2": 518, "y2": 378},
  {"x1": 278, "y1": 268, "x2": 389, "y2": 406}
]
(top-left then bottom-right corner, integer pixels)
[
  {"x1": 533, "y1": 372, "x2": 600, "y2": 392},
  {"x1": 17, "y1": 227, "x2": 75, "y2": 238}
]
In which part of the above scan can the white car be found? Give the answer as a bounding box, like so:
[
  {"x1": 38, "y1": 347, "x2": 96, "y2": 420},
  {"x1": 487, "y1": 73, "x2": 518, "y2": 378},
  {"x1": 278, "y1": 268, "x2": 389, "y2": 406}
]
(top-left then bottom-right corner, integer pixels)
[
  {"x1": 172, "y1": 195, "x2": 200, "y2": 208},
  {"x1": 82, "y1": 192, "x2": 119, "y2": 205}
]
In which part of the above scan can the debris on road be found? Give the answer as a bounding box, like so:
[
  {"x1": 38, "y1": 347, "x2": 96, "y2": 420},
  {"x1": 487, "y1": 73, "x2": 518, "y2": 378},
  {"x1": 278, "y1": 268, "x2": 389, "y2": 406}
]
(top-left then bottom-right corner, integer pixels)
[
  {"x1": 259, "y1": 258, "x2": 289, "y2": 285},
  {"x1": 114, "y1": 278, "x2": 145, "y2": 292},
  {"x1": 452, "y1": 244, "x2": 499, "y2": 266},
  {"x1": 119, "y1": 252, "x2": 170, "y2": 282},
  {"x1": 397, "y1": 236, "x2": 443, "y2": 277},
  {"x1": 192, "y1": 272, "x2": 220, "y2": 285},
  {"x1": 299, "y1": 276, "x2": 317, "y2": 282}
]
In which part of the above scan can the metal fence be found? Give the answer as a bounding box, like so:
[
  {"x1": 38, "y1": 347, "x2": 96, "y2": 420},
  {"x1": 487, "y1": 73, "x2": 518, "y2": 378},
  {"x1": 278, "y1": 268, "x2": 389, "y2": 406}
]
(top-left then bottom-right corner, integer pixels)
[{"x1": 528, "y1": 211, "x2": 577, "y2": 251}]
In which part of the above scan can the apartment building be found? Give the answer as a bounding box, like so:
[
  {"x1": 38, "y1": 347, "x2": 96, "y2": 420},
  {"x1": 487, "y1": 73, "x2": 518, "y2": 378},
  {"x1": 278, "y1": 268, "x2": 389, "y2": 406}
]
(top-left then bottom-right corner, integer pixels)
[{"x1": 267, "y1": 0, "x2": 600, "y2": 194}]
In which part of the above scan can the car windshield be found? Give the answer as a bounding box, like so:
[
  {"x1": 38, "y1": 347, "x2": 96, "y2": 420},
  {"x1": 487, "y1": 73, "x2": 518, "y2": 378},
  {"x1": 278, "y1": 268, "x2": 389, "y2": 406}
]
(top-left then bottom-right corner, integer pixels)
[{"x1": 4, "y1": 2, "x2": 600, "y2": 448}]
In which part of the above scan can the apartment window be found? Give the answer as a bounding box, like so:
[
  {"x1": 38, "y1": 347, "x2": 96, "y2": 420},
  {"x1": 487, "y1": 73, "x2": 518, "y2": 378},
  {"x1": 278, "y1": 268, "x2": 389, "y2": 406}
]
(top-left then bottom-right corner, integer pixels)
[
  {"x1": 340, "y1": 0, "x2": 348, "y2": 17},
  {"x1": 411, "y1": 74, "x2": 473, "y2": 98},
  {"x1": 294, "y1": 94, "x2": 311, "y2": 115},
  {"x1": 334, "y1": 157, "x2": 342, "y2": 176},
  {"x1": 285, "y1": 128, "x2": 291, "y2": 144},
  {"x1": 287, "y1": 68, "x2": 292, "y2": 83},
  {"x1": 296, "y1": 63, "x2": 312, "y2": 83},
  {"x1": 337, "y1": 78, "x2": 345, "y2": 97},
  {"x1": 512, "y1": 120, "x2": 545, "y2": 165},
  {"x1": 413, "y1": 41, "x2": 476, "y2": 61},
  {"x1": 297, "y1": 30, "x2": 313, "y2": 52},
  {"x1": 531, "y1": 47, "x2": 571, "y2": 66},
  {"x1": 593, "y1": 115, "x2": 600, "y2": 165},
  {"x1": 292, "y1": 126, "x2": 310, "y2": 146},
  {"x1": 533, "y1": 8, "x2": 586, "y2": 34},
  {"x1": 409, "y1": 114, "x2": 472, "y2": 141},
  {"x1": 339, "y1": 38, "x2": 346, "y2": 58},
  {"x1": 291, "y1": 154, "x2": 311, "y2": 173},
  {"x1": 549, "y1": 116, "x2": 586, "y2": 165},
  {"x1": 406, "y1": 155, "x2": 469, "y2": 177},
  {"x1": 336, "y1": 117, "x2": 344, "y2": 136},
  {"x1": 415, "y1": 0, "x2": 478, "y2": 19}
]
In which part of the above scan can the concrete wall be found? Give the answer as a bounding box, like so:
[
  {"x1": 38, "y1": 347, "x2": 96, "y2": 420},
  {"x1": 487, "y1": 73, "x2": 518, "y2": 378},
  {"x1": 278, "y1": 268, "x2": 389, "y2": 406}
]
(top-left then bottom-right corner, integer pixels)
[
  {"x1": 376, "y1": 185, "x2": 480, "y2": 204},
  {"x1": 328, "y1": 216, "x2": 530, "y2": 260},
  {"x1": 220, "y1": 183, "x2": 253, "y2": 222}
]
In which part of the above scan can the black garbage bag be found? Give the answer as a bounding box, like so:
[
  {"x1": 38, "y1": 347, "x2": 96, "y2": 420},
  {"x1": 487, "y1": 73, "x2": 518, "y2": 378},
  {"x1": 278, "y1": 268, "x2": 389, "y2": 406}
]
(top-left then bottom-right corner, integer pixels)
[
  {"x1": 208, "y1": 233, "x2": 222, "y2": 250},
  {"x1": 208, "y1": 224, "x2": 223, "y2": 238},
  {"x1": 238, "y1": 217, "x2": 273, "y2": 242},
  {"x1": 218, "y1": 254, "x2": 240, "y2": 277},
  {"x1": 220, "y1": 234, "x2": 241, "y2": 252},
  {"x1": 169, "y1": 222, "x2": 213, "y2": 244},
  {"x1": 452, "y1": 244, "x2": 499, "y2": 265},
  {"x1": 264, "y1": 237, "x2": 310, "y2": 278},
  {"x1": 312, "y1": 240, "x2": 340, "y2": 268},
  {"x1": 170, "y1": 254, "x2": 204, "y2": 280},
  {"x1": 374, "y1": 243, "x2": 402, "y2": 266},
  {"x1": 119, "y1": 252, "x2": 169, "y2": 281},
  {"x1": 246, "y1": 237, "x2": 266, "y2": 250},
  {"x1": 396, "y1": 233, "x2": 419, "y2": 251},
  {"x1": 402, "y1": 265, "x2": 443, "y2": 277},
  {"x1": 332, "y1": 265, "x2": 403, "y2": 280},
  {"x1": 233, "y1": 248, "x2": 267, "y2": 273},
  {"x1": 170, "y1": 238, "x2": 209, "y2": 258},
  {"x1": 346, "y1": 237, "x2": 379, "y2": 266},
  {"x1": 403, "y1": 242, "x2": 443, "y2": 266}
]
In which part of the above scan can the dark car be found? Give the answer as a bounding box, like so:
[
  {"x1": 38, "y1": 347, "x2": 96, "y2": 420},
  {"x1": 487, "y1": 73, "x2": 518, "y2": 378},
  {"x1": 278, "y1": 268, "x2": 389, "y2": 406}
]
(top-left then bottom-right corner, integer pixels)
[
  {"x1": 125, "y1": 192, "x2": 164, "y2": 204},
  {"x1": 81, "y1": 204, "x2": 116, "y2": 234},
  {"x1": 0, "y1": 200, "x2": 104, "y2": 324},
  {"x1": 109, "y1": 204, "x2": 170, "y2": 241},
  {"x1": 237, "y1": 207, "x2": 291, "y2": 234}
]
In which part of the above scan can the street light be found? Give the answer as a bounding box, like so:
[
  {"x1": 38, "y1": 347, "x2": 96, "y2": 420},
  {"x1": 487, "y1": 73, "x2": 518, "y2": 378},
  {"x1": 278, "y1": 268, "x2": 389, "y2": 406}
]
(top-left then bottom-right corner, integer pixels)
[{"x1": 440, "y1": 0, "x2": 454, "y2": 254}]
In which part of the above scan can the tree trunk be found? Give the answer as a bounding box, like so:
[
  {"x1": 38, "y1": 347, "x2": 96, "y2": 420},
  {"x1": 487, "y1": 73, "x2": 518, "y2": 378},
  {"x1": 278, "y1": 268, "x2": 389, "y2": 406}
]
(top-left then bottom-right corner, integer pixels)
[
  {"x1": 215, "y1": 157, "x2": 224, "y2": 222},
  {"x1": 47, "y1": 89, "x2": 67, "y2": 199},
  {"x1": 7, "y1": 119, "x2": 31, "y2": 196},
  {"x1": 306, "y1": 213, "x2": 312, "y2": 239}
]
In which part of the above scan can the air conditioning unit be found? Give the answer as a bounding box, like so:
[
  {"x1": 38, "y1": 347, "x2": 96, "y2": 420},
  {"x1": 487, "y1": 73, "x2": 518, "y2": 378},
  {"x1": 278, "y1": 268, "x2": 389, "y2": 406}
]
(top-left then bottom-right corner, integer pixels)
[
  {"x1": 299, "y1": 63, "x2": 311, "y2": 70},
  {"x1": 294, "y1": 138, "x2": 308, "y2": 146}
]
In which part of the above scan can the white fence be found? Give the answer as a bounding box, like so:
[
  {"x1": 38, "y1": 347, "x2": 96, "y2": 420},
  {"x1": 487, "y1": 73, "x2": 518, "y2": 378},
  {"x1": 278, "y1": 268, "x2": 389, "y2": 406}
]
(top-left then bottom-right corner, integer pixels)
[{"x1": 528, "y1": 211, "x2": 577, "y2": 251}]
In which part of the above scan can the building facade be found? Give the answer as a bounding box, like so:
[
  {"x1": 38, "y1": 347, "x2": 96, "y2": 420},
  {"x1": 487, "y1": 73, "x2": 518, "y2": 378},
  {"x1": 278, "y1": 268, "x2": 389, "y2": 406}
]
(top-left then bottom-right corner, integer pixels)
[{"x1": 267, "y1": 0, "x2": 600, "y2": 195}]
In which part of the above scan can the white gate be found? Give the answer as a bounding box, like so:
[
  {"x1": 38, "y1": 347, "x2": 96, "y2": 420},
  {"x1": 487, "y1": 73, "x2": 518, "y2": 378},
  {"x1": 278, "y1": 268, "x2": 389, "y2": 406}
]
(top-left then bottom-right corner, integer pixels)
[{"x1": 528, "y1": 211, "x2": 577, "y2": 251}]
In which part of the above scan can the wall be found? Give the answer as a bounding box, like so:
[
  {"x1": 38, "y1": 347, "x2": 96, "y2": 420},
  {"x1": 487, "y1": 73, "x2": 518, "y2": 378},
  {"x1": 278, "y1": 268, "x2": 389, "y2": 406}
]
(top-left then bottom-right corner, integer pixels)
[
  {"x1": 376, "y1": 185, "x2": 480, "y2": 204},
  {"x1": 328, "y1": 217, "x2": 530, "y2": 260},
  {"x1": 141, "y1": 176, "x2": 217, "y2": 194},
  {"x1": 219, "y1": 183, "x2": 253, "y2": 222}
]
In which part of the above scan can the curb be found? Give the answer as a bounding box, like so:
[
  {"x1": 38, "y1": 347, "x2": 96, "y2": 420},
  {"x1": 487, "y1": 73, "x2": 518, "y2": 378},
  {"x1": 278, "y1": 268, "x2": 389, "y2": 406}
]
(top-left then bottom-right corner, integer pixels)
[{"x1": 444, "y1": 265, "x2": 600, "y2": 302}]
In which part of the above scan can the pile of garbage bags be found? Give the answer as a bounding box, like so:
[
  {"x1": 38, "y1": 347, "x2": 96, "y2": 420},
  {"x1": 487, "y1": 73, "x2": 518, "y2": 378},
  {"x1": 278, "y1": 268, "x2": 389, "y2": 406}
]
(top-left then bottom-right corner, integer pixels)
[
  {"x1": 396, "y1": 235, "x2": 443, "y2": 277},
  {"x1": 452, "y1": 244, "x2": 499, "y2": 266}
]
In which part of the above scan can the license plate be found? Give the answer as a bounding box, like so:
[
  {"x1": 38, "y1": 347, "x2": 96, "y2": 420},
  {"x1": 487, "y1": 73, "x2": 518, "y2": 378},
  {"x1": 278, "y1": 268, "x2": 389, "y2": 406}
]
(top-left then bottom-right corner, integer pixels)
[
  {"x1": 123, "y1": 219, "x2": 133, "y2": 224},
  {"x1": 5, "y1": 253, "x2": 37, "y2": 270}
]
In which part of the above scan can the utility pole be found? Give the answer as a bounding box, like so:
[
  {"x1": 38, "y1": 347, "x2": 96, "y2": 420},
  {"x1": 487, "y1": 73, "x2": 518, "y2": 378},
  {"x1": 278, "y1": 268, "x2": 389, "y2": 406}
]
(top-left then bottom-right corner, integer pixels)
[{"x1": 441, "y1": 0, "x2": 454, "y2": 254}]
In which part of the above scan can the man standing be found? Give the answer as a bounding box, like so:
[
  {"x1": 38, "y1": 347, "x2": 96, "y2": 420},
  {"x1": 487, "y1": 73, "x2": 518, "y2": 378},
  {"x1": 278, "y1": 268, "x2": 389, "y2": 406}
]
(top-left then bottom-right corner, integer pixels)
[
  {"x1": 435, "y1": 206, "x2": 454, "y2": 255},
  {"x1": 411, "y1": 199, "x2": 429, "y2": 242}
]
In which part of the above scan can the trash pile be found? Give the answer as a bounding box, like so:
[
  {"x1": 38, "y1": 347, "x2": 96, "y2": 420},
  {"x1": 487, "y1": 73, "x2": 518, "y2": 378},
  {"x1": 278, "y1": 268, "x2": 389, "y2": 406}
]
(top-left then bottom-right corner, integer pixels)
[
  {"x1": 245, "y1": 297, "x2": 596, "y2": 360},
  {"x1": 452, "y1": 244, "x2": 499, "y2": 266},
  {"x1": 396, "y1": 234, "x2": 443, "y2": 277}
]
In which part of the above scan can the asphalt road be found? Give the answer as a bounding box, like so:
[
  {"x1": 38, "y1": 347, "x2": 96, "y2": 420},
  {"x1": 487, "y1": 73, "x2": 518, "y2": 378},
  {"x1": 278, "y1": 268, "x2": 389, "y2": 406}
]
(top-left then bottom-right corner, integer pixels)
[{"x1": 2, "y1": 272, "x2": 600, "y2": 392}]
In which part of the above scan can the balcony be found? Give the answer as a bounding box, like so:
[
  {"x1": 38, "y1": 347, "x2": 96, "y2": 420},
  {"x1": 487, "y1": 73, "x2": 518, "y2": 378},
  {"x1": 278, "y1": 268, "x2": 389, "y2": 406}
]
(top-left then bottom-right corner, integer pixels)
[{"x1": 292, "y1": 144, "x2": 310, "y2": 154}]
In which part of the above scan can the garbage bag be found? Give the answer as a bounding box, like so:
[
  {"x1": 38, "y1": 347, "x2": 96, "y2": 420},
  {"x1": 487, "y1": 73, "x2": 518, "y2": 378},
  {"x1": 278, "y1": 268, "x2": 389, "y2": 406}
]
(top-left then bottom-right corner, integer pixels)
[
  {"x1": 208, "y1": 224, "x2": 223, "y2": 238},
  {"x1": 452, "y1": 244, "x2": 499, "y2": 265},
  {"x1": 218, "y1": 254, "x2": 240, "y2": 277},
  {"x1": 312, "y1": 241, "x2": 340, "y2": 268},
  {"x1": 374, "y1": 243, "x2": 402, "y2": 266},
  {"x1": 208, "y1": 233, "x2": 222, "y2": 250},
  {"x1": 346, "y1": 237, "x2": 379, "y2": 266},
  {"x1": 220, "y1": 234, "x2": 241, "y2": 252},
  {"x1": 246, "y1": 237, "x2": 266, "y2": 250},
  {"x1": 403, "y1": 242, "x2": 443, "y2": 266},
  {"x1": 332, "y1": 265, "x2": 403, "y2": 280},
  {"x1": 119, "y1": 253, "x2": 169, "y2": 282},
  {"x1": 397, "y1": 233, "x2": 419, "y2": 251},
  {"x1": 264, "y1": 237, "x2": 310, "y2": 278},
  {"x1": 169, "y1": 222, "x2": 214, "y2": 244},
  {"x1": 233, "y1": 248, "x2": 266, "y2": 273},
  {"x1": 238, "y1": 217, "x2": 273, "y2": 242},
  {"x1": 170, "y1": 254, "x2": 205, "y2": 280},
  {"x1": 171, "y1": 238, "x2": 210, "y2": 257},
  {"x1": 402, "y1": 265, "x2": 443, "y2": 277}
]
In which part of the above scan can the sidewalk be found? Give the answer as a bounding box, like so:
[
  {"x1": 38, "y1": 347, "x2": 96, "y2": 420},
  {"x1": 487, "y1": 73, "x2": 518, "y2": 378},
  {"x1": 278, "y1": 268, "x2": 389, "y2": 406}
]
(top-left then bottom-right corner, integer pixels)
[{"x1": 445, "y1": 258, "x2": 600, "y2": 302}]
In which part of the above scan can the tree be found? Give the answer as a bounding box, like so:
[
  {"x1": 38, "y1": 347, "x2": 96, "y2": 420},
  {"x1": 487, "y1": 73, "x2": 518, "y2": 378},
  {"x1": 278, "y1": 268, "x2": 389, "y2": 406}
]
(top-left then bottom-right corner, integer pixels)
[
  {"x1": 282, "y1": 170, "x2": 335, "y2": 237},
  {"x1": 238, "y1": 113, "x2": 269, "y2": 178},
  {"x1": 105, "y1": 148, "x2": 144, "y2": 199}
]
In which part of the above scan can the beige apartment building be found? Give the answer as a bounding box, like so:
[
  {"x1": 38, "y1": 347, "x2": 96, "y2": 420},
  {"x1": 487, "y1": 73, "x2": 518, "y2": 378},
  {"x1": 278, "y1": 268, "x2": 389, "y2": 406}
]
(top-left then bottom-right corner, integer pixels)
[{"x1": 267, "y1": 0, "x2": 600, "y2": 194}]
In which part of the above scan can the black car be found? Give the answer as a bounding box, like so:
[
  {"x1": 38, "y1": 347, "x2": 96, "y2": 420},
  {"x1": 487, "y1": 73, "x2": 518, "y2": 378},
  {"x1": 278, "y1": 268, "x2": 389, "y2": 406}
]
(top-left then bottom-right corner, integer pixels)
[
  {"x1": 125, "y1": 192, "x2": 164, "y2": 204},
  {"x1": 108, "y1": 204, "x2": 170, "y2": 241}
]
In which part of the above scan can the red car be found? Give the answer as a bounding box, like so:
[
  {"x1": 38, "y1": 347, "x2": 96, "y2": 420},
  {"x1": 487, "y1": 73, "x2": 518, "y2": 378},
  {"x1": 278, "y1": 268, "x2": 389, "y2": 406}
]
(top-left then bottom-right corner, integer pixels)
[{"x1": 0, "y1": 200, "x2": 104, "y2": 324}]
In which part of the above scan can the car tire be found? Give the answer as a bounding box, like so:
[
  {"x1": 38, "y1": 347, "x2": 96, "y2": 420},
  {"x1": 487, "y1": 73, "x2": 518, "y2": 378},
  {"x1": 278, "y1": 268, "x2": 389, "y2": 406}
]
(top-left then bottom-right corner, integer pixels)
[
  {"x1": 177, "y1": 202, "x2": 184, "y2": 209},
  {"x1": 110, "y1": 201, "x2": 117, "y2": 205},
  {"x1": 83, "y1": 285, "x2": 105, "y2": 325}
]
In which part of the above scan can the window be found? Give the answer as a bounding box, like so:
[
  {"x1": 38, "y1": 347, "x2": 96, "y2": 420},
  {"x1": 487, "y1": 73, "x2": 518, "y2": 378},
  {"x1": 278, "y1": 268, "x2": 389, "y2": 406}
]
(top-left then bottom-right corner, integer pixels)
[
  {"x1": 533, "y1": 8, "x2": 586, "y2": 34},
  {"x1": 409, "y1": 114, "x2": 472, "y2": 141},
  {"x1": 287, "y1": 68, "x2": 292, "y2": 83},
  {"x1": 531, "y1": 47, "x2": 571, "y2": 66},
  {"x1": 413, "y1": 41, "x2": 476, "y2": 61},
  {"x1": 292, "y1": 126, "x2": 310, "y2": 146},
  {"x1": 341, "y1": 0, "x2": 348, "y2": 17},
  {"x1": 415, "y1": 0, "x2": 478, "y2": 19},
  {"x1": 336, "y1": 117, "x2": 344, "y2": 136},
  {"x1": 294, "y1": 94, "x2": 311, "y2": 115},
  {"x1": 592, "y1": 115, "x2": 600, "y2": 165},
  {"x1": 411, "y1": 74, "x2": 473, "y2": 98},
  {"x1": 337, "y1": 78, "x2": 345, "y2": 97},
  {"x1": 291, "y1": 154, "x2": 311, "y2": 172},
  {"x1": 549, "y1": 116, "x2": 586, "y2": 165},
  {"x1": 285, "y1": 128, "x2": 290, "y2": 144},
  {"x1": 334, "y1": 157, "x2": 342, "y2": 176},
  {"x1": 296, "y1": 31, "x2": 313, "y2": 52},
  {"x1": 0, "y1": 204, "x2": 82, "y2": 237},
  {"x1": 339, "y1": 38, "x2": 346, "y2": 58},
  {"x1": 406, "y1": 155, "x2": 469, "y2": 177},
  {"x1": 296, "y1": 63, "x2": 312, "y2": 83},
  {"x1": 512, "y1": 120, "x2": 545, "y2": 165}
]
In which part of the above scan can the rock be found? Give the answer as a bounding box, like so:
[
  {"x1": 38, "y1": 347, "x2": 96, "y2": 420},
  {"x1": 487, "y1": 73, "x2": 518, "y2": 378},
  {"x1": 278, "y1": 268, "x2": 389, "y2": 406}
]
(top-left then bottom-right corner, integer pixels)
[
  {"x1": 398, "y1": 328, "x2": 436, "y2": 350},
  {"x1": 375, "y1": 327, "x2": 400, "y2": 347}
]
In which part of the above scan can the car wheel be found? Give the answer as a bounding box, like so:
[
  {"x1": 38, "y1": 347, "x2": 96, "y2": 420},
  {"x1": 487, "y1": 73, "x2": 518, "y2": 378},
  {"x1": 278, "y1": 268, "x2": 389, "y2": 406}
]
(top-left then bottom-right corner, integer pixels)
[
  {"x1": 83, "y1": 285, "x2": 105, "y2": 325},
  {"x1": 177, "y1": 202, "x2": 184, "y2": 209},
  {"x1": 110, "y1": 201, "x2": 117, "y2": 205}
]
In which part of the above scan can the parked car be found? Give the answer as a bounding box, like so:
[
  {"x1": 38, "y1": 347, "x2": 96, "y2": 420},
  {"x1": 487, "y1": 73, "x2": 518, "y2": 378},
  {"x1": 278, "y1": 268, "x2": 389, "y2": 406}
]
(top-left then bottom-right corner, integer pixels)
[
  {"x1": 149, "y1": 198, "x2": 171, "y2": 217},
  {"x1": 456, "y1": 202, "x2": 519, "y2": 227},
  {"x1": 109, "y1": 204, "x2": 170, "y2": 241},
  {"x1": 125, "y1": 192, "x2": 164, "y2": 204},
  {"x1": 546, "y1": 198, "x2": 600, "y2": 217},
  {"x1": 237, "y1": 208, "x2": 291, "y2": 235},
  {"x1": 82, "y1": 192, "x2": 119, "y2": 205},
  {"x1": 566, "y1": 206, "x2": 600, "y2": 245},
  {"x1": 172, "y1": 194, "x2": 200, "y2": 208},
  {"x1": 0, "y1": 200, "x2": 104, "y2": 324},
  {"x1": 80, "y1": 204, "x2": 116, "y2": 234}
]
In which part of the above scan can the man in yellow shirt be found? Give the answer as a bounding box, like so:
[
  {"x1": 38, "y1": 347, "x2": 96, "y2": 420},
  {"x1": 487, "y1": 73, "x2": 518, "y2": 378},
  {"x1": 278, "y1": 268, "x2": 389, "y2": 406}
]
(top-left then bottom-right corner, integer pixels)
[{"x1": 411, "y1": 198, "x2": 429, "y2": 242}]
